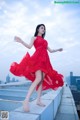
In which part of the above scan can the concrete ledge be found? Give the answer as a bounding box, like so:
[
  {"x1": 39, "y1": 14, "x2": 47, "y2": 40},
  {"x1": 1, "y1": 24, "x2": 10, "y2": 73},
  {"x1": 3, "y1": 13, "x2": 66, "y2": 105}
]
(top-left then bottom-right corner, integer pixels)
[
  {"x1": 5, "y1": 86, "x2": 79, "y2": 120},
  {"x1": 9, "y1": 87, "x2": 63, "y2": 120},
  {"x1": 9, "y1": 111, "x2": 39, "y2": 120}
]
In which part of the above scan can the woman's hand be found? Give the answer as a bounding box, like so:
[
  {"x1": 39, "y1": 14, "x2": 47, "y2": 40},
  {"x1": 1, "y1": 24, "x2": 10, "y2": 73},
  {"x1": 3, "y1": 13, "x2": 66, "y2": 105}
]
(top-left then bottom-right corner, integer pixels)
[
  {"x1": 14, "y1": 36, "x2": 36, "y2": 49},
  {"x1": 58, "y1": 48, "x2": 63, "y2": 52},
  {"x1": 14, "y1": 36, "x2": 22, "y2": 43},
  {"x1": 47, "y1": 46, "x2": 63, "y2": 53}
]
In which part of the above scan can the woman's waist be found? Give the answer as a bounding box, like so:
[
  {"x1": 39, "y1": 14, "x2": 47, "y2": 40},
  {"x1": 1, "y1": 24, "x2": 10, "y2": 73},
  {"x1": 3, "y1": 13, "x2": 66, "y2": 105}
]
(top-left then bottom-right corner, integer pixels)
[{"x1": 35, "y1": 46, "x2": 47, "y2": 50}]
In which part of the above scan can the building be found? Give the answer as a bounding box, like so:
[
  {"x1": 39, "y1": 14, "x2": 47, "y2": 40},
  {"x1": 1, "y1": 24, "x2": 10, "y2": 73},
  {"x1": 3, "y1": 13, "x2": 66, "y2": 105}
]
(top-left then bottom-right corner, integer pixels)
[{"x1": 66, "y1": 72, "x2": 80, "y2": 118}]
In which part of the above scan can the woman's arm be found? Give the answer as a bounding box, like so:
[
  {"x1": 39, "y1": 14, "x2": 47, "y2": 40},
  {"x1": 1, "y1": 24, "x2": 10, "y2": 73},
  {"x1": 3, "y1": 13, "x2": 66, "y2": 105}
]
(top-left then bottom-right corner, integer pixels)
[
  {"x1": 47, "y1": 46, "x2": 63, "y2": 53},
  {"x1": 14, "y1": 36, "x2": 36, "y2": 49}
]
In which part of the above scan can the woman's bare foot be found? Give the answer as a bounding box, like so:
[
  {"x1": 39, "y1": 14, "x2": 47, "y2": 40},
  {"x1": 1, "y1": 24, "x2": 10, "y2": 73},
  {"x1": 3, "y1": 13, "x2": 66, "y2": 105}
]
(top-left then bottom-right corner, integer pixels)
[
  {"x1": 22, "y1": 100, "x2": 30, "y2": 112},
  {"x1": 36, "y1": 101, "x2": 46, "y2": 107}
]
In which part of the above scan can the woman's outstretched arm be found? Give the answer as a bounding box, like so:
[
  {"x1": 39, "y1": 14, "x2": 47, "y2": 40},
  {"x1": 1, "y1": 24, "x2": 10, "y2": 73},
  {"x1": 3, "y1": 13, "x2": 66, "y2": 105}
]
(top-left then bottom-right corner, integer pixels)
[
  {"x1": 14, "y1": 36, "x2": 36, "y2": 49},
  {"x1": 47, "y1": 46, "x2": 63, "y2": 53}
]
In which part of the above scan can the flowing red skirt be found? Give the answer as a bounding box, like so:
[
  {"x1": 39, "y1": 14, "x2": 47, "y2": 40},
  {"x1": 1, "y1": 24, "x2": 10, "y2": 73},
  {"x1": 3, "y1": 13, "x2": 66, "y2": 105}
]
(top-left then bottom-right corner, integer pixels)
[{"x1": 10, "y1": 52, "x2": 64, "y2": 90}]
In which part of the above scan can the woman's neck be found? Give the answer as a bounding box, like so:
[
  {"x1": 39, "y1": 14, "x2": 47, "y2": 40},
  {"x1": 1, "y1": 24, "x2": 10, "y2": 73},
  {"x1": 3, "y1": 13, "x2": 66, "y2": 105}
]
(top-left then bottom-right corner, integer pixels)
[{"x1": 37, "y1": 33, "x2": 42, "y2": 36}]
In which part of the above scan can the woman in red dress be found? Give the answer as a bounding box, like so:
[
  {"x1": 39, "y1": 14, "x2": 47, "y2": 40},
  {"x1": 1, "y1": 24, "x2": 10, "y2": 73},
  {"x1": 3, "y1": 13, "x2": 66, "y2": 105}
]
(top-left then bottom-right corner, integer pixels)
[{"x1": 10, "y1": 24, "x2": 64, "y2": 112}]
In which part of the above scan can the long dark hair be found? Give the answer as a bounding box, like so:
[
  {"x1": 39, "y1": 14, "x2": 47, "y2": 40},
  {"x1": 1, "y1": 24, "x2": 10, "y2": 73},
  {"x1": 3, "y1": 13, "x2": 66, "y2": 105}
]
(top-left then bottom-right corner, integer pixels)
[{"x1": 34, "y1": 24, "x2": 46, "y2": 38}]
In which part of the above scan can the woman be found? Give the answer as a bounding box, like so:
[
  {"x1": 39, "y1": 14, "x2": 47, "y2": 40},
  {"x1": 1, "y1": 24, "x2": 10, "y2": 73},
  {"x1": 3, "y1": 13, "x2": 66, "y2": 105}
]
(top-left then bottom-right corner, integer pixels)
[{"x1": 10, "y1": 24, "x2": 64, "y2": 112}]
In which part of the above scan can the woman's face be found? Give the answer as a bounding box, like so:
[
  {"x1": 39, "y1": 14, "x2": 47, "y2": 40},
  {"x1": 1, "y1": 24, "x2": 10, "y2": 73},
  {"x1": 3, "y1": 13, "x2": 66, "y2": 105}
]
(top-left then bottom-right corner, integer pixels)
[{"x1": 38, "y1": 25, "x2": 45, "y2": 35}]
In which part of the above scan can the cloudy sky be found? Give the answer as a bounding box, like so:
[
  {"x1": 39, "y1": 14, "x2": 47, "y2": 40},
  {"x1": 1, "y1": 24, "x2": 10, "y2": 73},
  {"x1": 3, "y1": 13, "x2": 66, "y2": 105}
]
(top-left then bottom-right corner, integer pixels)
[{"x1": 0, "y1": 0, "x2": 80, "y2": 82}]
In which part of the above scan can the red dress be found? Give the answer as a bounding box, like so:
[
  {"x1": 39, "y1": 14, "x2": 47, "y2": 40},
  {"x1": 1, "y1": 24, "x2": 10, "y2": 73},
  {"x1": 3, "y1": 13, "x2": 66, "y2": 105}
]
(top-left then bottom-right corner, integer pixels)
[{"x1": 9, "y1": 36, "x2": 64, "y2": 90}]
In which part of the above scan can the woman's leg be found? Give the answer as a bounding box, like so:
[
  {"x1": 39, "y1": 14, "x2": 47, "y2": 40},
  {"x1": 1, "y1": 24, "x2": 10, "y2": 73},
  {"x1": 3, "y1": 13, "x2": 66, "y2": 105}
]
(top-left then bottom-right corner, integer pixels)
[
  {"x1": 23, "y1": 70, "x2": 42, "y2": 112},
  {"x1": 36, "y1": 72, "x2": 46, "y2": 106}
]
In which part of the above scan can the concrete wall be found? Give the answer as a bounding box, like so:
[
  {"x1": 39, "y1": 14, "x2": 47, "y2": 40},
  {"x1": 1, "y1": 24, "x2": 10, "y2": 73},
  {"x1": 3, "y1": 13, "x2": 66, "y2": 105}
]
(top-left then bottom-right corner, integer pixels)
[{"x1": 9, "y1": 87, "x2": 63, "y2": 120}]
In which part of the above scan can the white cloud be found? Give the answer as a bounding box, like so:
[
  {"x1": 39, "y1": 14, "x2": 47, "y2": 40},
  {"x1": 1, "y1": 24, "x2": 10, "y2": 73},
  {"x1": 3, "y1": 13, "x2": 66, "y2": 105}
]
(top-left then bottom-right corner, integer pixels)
[{"x1": 0, "y1": 0, "x2": 80, "y2": 81}]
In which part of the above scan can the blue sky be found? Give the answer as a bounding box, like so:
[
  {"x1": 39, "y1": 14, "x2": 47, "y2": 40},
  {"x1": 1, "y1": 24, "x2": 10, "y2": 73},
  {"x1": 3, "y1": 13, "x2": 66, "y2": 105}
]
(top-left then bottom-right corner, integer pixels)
[{"x1": 0, "y1": 0, "x2": 80, "y2": 81}]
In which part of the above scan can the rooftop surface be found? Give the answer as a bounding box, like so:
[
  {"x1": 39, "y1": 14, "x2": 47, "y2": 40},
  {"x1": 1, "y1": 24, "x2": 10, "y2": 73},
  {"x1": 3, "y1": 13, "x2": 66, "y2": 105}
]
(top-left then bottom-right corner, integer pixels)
[
  {"x1": 0, "y1": 82, "x2": 79, "y2": 120},
  {"x1": 55, "y1": 86, "x2": 79, "y2": 120}
]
